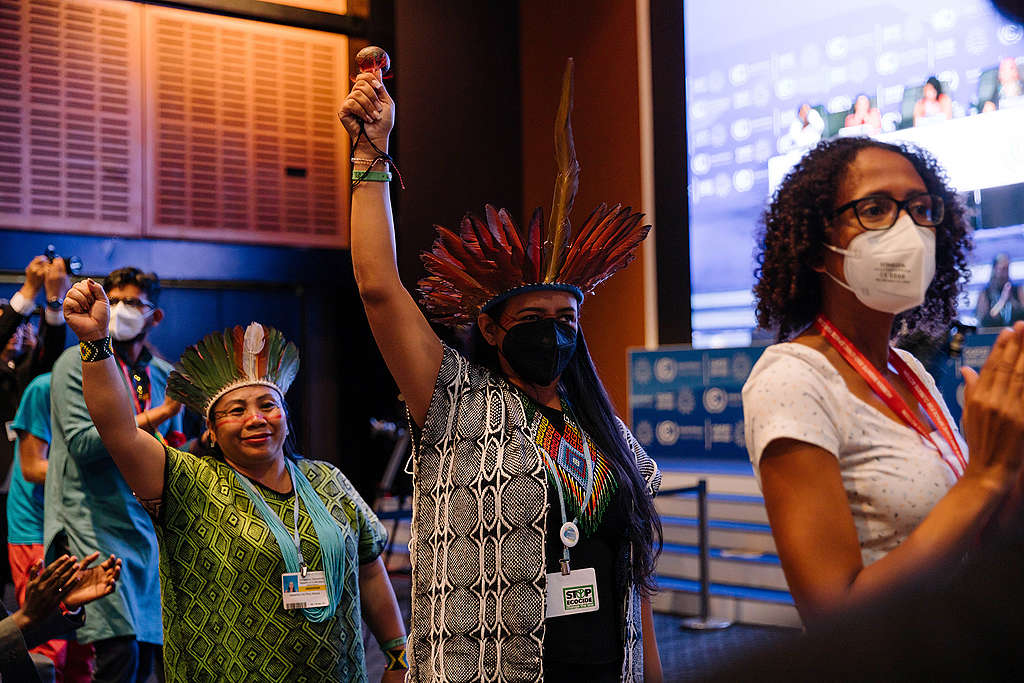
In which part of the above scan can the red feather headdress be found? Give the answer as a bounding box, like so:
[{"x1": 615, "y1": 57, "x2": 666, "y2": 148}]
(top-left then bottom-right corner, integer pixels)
[{"x1": 417, "y1": 59, "x2": 651, "y2": 328}]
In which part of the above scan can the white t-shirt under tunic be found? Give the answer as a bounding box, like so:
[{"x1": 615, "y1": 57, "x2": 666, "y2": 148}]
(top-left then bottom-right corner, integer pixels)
[{"x1": 742, "y1": 343, "x2": 966, "y2": 566}]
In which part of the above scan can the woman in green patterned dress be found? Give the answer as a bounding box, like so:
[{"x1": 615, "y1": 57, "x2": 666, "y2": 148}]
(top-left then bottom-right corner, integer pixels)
[{"x1": 61, "y1": 278, "x2": 408, "y2": 683}]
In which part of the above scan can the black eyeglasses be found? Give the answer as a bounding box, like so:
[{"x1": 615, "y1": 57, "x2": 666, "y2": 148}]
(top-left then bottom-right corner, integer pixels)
[
  {"x1": 832, "y1": 193, "x2": 944, "y2": 230},
  {"x1": 108, "y1": 296, "x2": 155, "y2": 311}
]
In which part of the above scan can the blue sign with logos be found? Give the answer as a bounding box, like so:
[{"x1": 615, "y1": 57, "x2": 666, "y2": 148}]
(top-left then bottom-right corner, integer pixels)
[
  {"x1": 629, "y1": 345, "x2": 766, "y2": 462},
  {"x1": 628, "y1": 333, "x2": 999, "y2": 462}
]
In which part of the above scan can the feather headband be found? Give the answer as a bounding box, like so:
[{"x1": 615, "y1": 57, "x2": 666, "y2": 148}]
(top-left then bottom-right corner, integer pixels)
[
  {"x1": 167, "y1": 322, "x2": 300, "y2": 418},
  {"x1": 417, "y1": 58, "x2": 650, "y2": 328}
]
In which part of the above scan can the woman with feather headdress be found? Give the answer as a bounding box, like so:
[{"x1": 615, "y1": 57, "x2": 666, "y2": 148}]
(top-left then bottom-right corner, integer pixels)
[
  {"x1": 341, "y1": 54, "x2": 663, "y2": 682},
  {"x1": 58, "y1": 282, "x2": 409, "y2": 683}
]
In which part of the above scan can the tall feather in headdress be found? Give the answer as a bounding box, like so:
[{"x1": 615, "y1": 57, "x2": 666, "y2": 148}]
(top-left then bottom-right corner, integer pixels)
[
  {"x1": 168, "y1": 322, "x2": 300, "y2": 418},
  {"x1": 543, "y1": 58, "x2": 580, "y2": 282},
  {"x1": 417, "y1": 58, "x2": 651, "y2": 328}
]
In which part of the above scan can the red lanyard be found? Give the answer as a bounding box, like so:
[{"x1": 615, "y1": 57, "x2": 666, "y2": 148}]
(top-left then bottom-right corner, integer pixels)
[{"x1": 814, "y1": 315, "x2": 966, "y2": 478}]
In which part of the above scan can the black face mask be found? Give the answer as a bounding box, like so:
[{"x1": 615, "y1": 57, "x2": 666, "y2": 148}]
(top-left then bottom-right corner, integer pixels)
[{"x1": 499, "y1": 318, "x2": 578, "y2": 386}]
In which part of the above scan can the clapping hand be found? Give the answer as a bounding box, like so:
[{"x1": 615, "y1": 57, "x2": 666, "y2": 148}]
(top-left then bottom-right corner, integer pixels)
[
  {"x1": 12, "y1": 552, "x2": 123, "y2": 633},
  {"x1": 62, "y1": 552, "x2": 121, "y2": 609},
  {"x1": 960, "y1": 321, "x2": 1024, "y2": 491},
  {"x1": 63, "y1": 279, "x2": 110, "y2": 343},
  {"x1": 12, "y1": 555, "x2": 79, "y2": 631},
  {"x1": 161, "y1": 396, "x2": 183, "y2": 417}
]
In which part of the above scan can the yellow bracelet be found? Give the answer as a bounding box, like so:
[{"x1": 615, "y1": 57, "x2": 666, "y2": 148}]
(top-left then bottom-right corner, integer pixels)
[
  {"x1": 383, "y1": 643, "x2": 408, "y2": 672},
  {"x1": 79, "y1": 337, "x2": 113, "y2": 362}
]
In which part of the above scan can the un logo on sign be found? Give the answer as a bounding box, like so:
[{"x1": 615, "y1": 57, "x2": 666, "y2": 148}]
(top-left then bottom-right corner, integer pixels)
[
  {"x1": 703, "y1": 387, "x2": 727, "y2": 414},
  {"x1": 656, "y1": 421, "x2": 679, "y2": 446},
  {"x1": 999, "y1": 23, "x2": 1022, "y2": 46},
  {"x1": 654, "y1": 358, "x2": 677, "y2": 383}
]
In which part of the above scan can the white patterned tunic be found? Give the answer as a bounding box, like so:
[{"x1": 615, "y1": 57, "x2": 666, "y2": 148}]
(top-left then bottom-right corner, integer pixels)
[{"x1": 407, "y1": 345, "x2": 661, "y2": 682}]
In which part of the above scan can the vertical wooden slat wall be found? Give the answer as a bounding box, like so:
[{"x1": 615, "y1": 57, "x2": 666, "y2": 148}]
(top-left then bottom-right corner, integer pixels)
[
  {"x1": 0, "y1": 0, "x2": 143, "y2": 236},
  {"x1": 143, "y1": 6, "x2": 349, "y2": 247},
  {"x1": 0, "y1": 0, "x2": 351, "y2": 249}
]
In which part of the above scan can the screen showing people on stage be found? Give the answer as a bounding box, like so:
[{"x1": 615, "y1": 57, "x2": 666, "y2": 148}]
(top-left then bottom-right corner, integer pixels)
[
  {"x1": 912, "y1": 76, "x2": 954, "y2": 125},
  {"x1": 684, "y1": 0, "x2": 1024, "y2": 346},
  {"x1": 982, "y1": 55, "x2": 1024, "y2": 110},
  {"x1": 844, "y1": 94, "x2": 883, "y2": 132},
  {"x1": 777, "y1": 103, "x2": 825, "y2": 152}
]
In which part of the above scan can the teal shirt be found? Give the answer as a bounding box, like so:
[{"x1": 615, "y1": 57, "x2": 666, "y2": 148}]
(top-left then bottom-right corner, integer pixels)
[
  {"x1": 7, "y1": 373, "x2": 50, "y2": 545},
  {"x1": 44, "y1": 345, "x2": 182, "y2": 645}
]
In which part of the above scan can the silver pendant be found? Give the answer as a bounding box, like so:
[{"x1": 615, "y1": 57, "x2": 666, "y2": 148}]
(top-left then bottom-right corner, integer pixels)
[{"x1": 559, "y1": 521, "x2": 580, "y2": 548}]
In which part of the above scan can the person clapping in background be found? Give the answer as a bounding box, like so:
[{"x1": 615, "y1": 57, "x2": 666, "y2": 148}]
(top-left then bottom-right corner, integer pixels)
[
  {"x1": 1, "y1": 255, "x2": 69, "y2": 608},
  {"x1": 1, "y1": 552, "x2": 121, "y2": 683},
  {"x1": 976, "y1": 252, "x2": 1024, "y2": 328}
]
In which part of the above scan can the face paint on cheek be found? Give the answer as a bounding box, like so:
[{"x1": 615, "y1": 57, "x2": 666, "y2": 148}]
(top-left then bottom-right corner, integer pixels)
[
  {"x1": 242, "y1": 407, "x2": 283, "y2": 427},
  {"x1": 214, "y1": 416, "x2": 245, "y2": 427}
]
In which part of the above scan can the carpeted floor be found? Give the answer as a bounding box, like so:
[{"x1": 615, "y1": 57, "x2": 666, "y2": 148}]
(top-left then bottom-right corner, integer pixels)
[
  {"x1": 364, "y1": 575, "x2": 799, "y2": 682},
  {"x1": 6, "y1": 576, "x2": 797, "y2": 681}
]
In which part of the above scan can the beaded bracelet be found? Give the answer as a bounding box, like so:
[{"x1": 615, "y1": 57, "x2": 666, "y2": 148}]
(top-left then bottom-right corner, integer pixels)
[
  {"x1": 353, "y1": 169, "x2": 392, "y2": 182},
  {"x1": 80, "y1": 336, "x2": 114, "y2": 362},
  {"x1": 379, "y1": 636, "x2": 407, "y2": 650},
  {"x1": 382, "y1": 642, "x2": 408, "y2": 672},
  {"x1": 351, "y1": 157, "x2": 388, "y2": 169}
]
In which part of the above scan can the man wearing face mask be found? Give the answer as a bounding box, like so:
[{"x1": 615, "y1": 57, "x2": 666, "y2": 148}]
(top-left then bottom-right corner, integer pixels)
[
  {"x1": 45, "y1": 267, "x2": 181, "y2": 683},
  {"x1": 742, "y1": 137, "x2": 1024, "y2": 629}
]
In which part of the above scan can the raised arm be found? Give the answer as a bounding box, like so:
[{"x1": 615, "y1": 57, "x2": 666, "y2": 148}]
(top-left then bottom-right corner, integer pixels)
[
  {"x1": 33, "y1": 257, "x2": 71, "y2": 375},
  {"x1": 760, "y1": 324, "x2": 1024, "y2": 626},
  {"x1": 62, "y1": 280, "x2": 166, "y2": 500},
  {"x1": 340, "y1": 69, "x2": 442, "y2": 425},
  {"x1": 0, "y1": 256, "x2": 46, "y2": 349}
]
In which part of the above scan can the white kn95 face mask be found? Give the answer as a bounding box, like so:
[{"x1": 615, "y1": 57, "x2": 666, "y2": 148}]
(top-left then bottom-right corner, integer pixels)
[
  {"x1": 824, "y1": 213, "x2": 936, "y2": 314},
  {"x1": 109, "y1": 302, "x2": 150, "y2": 341}
]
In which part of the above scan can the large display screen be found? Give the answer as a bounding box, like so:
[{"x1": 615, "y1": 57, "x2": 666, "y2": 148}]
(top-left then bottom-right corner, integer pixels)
[{"x1": 684, "y1": 0, "x2": 1024, "y2": 346}]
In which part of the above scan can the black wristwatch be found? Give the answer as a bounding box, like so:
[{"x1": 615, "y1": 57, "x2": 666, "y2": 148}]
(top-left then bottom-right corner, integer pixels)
[{"x1": 46, "y1": 297, "x2": 63, "y2": 311}]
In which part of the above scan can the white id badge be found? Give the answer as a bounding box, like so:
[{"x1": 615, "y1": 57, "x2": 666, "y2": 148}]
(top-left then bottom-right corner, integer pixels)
[
  {"x1": 281, "y1": 571, "x2": 329, "y2": 610},
  {"x1": 545, "y1": 567, "x2": 599, "y2": 619}
]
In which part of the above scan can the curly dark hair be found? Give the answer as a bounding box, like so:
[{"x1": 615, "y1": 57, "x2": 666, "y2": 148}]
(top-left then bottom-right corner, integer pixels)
[{"x1": 753, "y1": 137, "x2": 971, "y2": 342}]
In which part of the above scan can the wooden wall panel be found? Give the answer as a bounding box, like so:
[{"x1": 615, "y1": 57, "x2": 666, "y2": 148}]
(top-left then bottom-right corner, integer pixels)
[
  {"x1": 0, "y1": 0, "x2": 143, "y2": 236},
  {"x1": 519, "y1": 0, "x2": 646, "y2": 415},
  {"x1": 261, "y1": 0, "x2": 347, "y2": 14},
  {"x1": 144, "y1": 6, "x2": 349, "y2": 247}
]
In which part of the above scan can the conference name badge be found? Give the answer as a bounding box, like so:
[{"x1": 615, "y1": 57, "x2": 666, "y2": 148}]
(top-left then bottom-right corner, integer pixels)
[
  {"x1": 545, "y1": 567, "x2": 599, "y2": 618},
  {"x1": 281, "y1": 571, "x2": 329, "y2": 610}
]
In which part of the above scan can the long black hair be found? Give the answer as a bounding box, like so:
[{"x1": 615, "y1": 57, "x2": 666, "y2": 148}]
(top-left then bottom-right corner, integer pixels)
[{"x1": 468, "y1": 306, "x2": 663, "y2": 597}]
